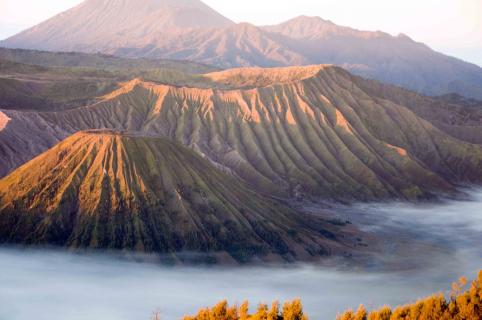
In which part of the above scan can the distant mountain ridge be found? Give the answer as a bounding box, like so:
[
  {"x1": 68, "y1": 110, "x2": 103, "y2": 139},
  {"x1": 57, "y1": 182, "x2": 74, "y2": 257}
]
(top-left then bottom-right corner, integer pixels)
[{"x1": 2, "y1": 0, "x2": 482, "y2": 99}]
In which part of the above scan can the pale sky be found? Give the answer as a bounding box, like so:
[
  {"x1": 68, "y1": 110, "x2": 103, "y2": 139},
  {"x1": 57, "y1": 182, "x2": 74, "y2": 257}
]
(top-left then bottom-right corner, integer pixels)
[{"x1": 1, "y1": 0, "x2": 481, "y2": 66}]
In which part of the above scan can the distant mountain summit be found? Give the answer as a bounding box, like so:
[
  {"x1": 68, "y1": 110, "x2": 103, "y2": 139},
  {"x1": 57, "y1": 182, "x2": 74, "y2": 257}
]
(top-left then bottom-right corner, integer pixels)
[
  {"x1": 2, "y1": 0, "x2": 482, "y2": 98},
  {"x1": 262, "y1": 16, "x2": 482, "y2": 99},
  {"x1": 262, "y1": 15, "x2": 357, "y2": 39},
  {"x1": 1, "y1": 0, "x2": 233, "y2": 52}
]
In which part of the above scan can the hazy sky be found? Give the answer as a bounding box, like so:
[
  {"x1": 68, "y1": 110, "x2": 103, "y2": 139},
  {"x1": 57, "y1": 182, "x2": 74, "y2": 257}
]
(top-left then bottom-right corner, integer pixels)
[{"x1": 0, "y1": 0, "x2": 481, "y2": 66}]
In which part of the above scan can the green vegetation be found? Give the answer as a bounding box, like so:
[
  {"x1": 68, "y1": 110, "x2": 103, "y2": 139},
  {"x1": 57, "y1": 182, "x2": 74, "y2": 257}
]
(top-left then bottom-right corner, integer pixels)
[
  {"x1": 337, "y1": 270, "x2": 482, "y2": 320},
  {"x1": 0, "y1": 48, "x2": 217, "y2": 111},
  {"x1": 0, "y1": 72, "x2": 117, "y2": 110},
  {"x1": 183, "y1": 299, "x2": 308, "y2": 320},
  {"x1": 0, "y1": 48, "x2": 217, "y2": 87},
  {"x1": 0, "y1": 48, "x2": 216, "y2": 74}
]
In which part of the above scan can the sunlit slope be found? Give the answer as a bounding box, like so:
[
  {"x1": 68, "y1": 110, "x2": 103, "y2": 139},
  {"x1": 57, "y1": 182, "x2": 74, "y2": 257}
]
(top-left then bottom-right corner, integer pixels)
[
  {"x1": 0, "y1": 130, "x2": 343, "y2": 261},
  {"x1": 2, "y1": 65, "x2": 482, "y2": 199}
]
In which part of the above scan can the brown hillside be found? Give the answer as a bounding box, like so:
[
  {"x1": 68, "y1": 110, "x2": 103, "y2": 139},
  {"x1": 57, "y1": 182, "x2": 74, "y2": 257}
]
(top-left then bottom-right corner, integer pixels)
[
  {"x1": 0, "y1": 130, "x2": 350, "y2": 262},
  {"x1": 2, "y1": 65, "x2": 482, "y2": 200}
]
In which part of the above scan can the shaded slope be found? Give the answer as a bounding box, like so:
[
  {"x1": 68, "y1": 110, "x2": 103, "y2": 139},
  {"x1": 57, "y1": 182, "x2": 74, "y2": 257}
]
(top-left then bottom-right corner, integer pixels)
[
  {"x1": 115, "y1": 23, "x2": 307, "y2": 68},
  {"x1": 0, "y1": 50, "x2": 216, "y2": 112},
  {"x1": 2, "y1": 65, "x2": 482, "y2": 200},
  {"x1": 349, "y1": 73, "x2": 482, "y2": 144},
  {"x1": 0, "y1": 47, "x2": 217, "y2": 74},
  {"x1": 0, "y1": 130, "x2": 343, "y2": 262},
  {"x1": 0, "y1": 59, "x2": 118, "y2": 111}
]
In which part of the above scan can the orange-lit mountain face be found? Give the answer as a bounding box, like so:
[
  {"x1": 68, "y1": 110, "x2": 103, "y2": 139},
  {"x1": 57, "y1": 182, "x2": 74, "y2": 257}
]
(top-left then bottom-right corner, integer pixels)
[
  {"x1": 2, "y1": 2, "x2": 482, "y2": 99},
  {"x1": 0, "y1": 130, "x2": 353, "y2": 262},
  {"x1": 2, "y1": 65, "x2": 482, "y2": 201}
]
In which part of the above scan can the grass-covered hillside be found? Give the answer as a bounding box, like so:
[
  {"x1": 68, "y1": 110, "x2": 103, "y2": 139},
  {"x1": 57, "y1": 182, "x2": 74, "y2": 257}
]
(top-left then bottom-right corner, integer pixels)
[
  {"x1": 0, "y1": 48, "x2": 217, "y2": 111},
  {"x1": 0, "y1": 48, "x2": 216, "y2": 74}
]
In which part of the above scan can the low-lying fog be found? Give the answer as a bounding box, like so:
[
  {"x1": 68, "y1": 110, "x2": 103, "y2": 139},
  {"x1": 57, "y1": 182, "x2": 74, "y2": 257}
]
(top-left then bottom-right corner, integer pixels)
[{"x1": 1, "y1": 189, "x2": 481, "y2": 320}]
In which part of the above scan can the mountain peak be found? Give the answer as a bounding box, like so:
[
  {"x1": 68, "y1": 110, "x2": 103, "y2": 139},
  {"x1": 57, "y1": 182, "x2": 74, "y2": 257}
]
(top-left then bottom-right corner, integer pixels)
[
  {"x1": 288, "y1": 15, "x2": 331, "y2": 24},
  {"x1": 78, "y1": 0, "x2": 227, "y2": 15},
  {"x1": 0, "y1": 130, "x2": 343, "y2": 261},
  {"x1": 1, "y1": 1, "x2": 481, "y2": 99},
  {"x1": 264, "y1": 15, "x2": 343, "y2": 40},
  {"x1": 2, "y1": 0, "x2": 234, "y2": 51},
  {"x1": 396, "y1": 33, "x2": 413, "y2": 41}
]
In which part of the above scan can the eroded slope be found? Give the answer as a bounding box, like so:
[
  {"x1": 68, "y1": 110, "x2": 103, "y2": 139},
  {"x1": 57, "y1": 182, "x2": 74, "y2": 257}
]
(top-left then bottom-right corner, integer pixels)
[
  {"x1": 0, "y1": 130, "x2": 348, "y2": 262},
  {"x1": 2, "y1": 66, "x2": 482, "y2": 200}
]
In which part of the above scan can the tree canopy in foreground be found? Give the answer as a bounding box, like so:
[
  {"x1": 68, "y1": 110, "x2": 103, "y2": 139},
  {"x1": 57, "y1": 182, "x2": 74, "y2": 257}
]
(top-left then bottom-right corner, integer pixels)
[
  {"x1": 182, "y1": 270, "x2": 481, "y2": 320},
  {"x1": 183, "y1": 299, "x2": 307, "y2": 320},
  {"x1": 337, "y1": 270, "x2": 481, "y2": 320}
]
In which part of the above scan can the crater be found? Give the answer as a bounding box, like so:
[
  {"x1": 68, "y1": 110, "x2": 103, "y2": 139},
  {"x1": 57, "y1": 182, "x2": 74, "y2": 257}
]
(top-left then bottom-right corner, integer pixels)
[{"x1": 204, "y1": 65, "x2": 331, "y2": 88}]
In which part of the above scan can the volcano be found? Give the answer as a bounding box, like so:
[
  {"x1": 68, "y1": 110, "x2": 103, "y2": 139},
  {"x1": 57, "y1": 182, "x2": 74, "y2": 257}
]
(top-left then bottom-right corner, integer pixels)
[{"x1": 0, "y1": 130, "x2": 347, "y2": 262}]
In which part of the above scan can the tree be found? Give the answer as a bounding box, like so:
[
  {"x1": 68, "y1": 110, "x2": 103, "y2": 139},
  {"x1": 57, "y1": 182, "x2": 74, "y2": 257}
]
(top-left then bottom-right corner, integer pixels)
[
  {"x1": 282, "y1": 299, "x2": 308, "y2": 320},
  {"x1": 183, "y1": 299, "x2": 308, "y2": 320},
  {"x1": 268, "y1": 301, "x2": 280, "y2": 320},
  {"x1": 337, "y1": 309, "x2": 354, "y2": 320},
  {"x1": 354, "y1": 305, "x2": 367, "y2": 320},
  {"x1": 337, "y1": 270, "x2": 481, "y2": 320},
  {"x1": 253, "y1": 303, "x2": 268, "y2": 320},
  {"x1": 239, "y1": 301, "x2": 250, "y2": 320}
]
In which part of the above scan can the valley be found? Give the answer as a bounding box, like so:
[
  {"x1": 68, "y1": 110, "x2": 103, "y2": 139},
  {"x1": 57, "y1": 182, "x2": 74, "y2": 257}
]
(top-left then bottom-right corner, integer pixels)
[{"x1": 1, "y1": 188, "x2": 481, "y2": 319}]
